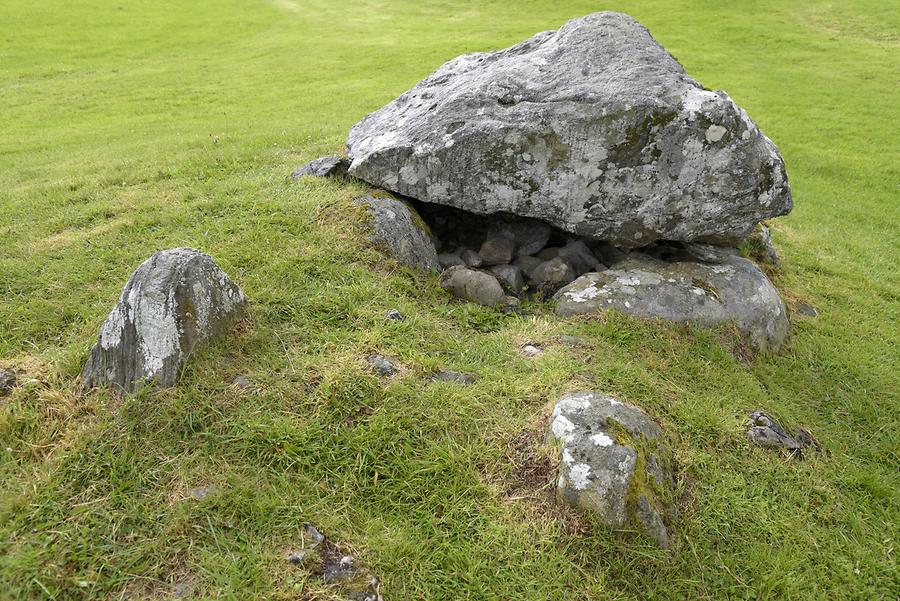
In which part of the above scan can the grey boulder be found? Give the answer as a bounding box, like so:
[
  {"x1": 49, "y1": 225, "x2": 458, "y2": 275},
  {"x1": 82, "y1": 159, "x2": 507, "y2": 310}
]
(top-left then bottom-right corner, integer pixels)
[
  {"x1": 82, "y1": 248, "x2": 247, "y2": 393},
  {"x1": 439, "y1": 265, "x2": 506, "y2": 306},
  {"x1": 547, "y1": 392, "x2": 672, "y2": 546},
  {"x1": 291, "y1": 156, "x2": 350, "y2": 179},
  {"x1": 347, "y1": 11, "x2": 791, "y2": 247},
  {"x1": 357, "y1": 195, "x2": 440, "y2": 272},
  {"x1": 554, "y1": 250, "x2": 788, "y2": 351}
]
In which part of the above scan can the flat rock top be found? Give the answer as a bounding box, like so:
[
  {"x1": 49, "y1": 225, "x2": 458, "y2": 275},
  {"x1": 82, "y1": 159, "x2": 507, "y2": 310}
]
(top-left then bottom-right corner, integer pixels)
[{"x1": 348, "y1": 11, "x2": 791, "y2": 247}]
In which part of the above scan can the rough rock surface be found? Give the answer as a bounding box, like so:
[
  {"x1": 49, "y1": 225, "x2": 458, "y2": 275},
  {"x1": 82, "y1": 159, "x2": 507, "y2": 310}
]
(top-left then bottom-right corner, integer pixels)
[
  {"x1": 82, "y1": 248, "x2": 247, "y2": 393},
  {"x1": 480, "y1": 236, "x2": 516, "y2": 265},
  {"x1": 746, "y1": 410, "x2": 803, "y2": 451},
  {"x1": 439, "y1": 266, "x2": 506, "y2": 306},
  {"x1": 357, "y1": 195, "x2": 440, "y2": 272},
  {"x1": 0, "y1": 369, "x2": 17, "y2": 397},
  {"x1": 489, "y1": 264, "x2": 526, "y2": 293},
  {"x1": 554, "y1": 248, "x2": 788, "y2": 351},
  {"x1": 547, "y1": 392, "x2": 673, "y2": 546},
  {"x1": 291, "y1": 156, "x2": 349, "y2": 179},
  {"x1": 347, "y1": 11, "x2": 791, "y2": 247}
]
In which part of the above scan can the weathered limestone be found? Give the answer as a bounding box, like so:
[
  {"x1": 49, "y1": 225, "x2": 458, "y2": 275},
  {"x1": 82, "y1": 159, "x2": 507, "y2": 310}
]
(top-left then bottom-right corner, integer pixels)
[
  {"x1": 554, "y1": 247, "x2": 789, "y2": 351},
  {"x1": 357, "y1": 195, "x2": 440, "y2": 272},
  {"x1": 347, "y1": 11, "x2": 791, "y2": 247},
  {"x1": 82, "y1": 248, "x2": 247, "y2": 393},
  {"x1": 547, "y1": 392, "x2": 673, "y2": 546}
]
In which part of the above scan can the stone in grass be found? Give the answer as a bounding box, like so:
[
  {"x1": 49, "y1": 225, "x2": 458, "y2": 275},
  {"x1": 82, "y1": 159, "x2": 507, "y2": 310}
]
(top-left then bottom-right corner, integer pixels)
[
  {"x1": 357, "y1": 195, "x2": 440, "y2": 272},
  {"x1": 554, "y1": 250, "x2": 789, "y2": 352},
  {"x1": 366, "y1": 354, "x2": 402, "y2": 377},
  {"x1": 291, "y1": 156, "x2": 350, "y2": 179},
  {"x1": 439, "y1": 266, "x2": 506, "y2": 306},
  {"x1": 287, "y1": 524, "x2": 382, "y2": 601},
  {"x1": 385, "y1": 308, "x2": 405, "y2": 321},
  {"x1": 547, "y1": 391, "x2": 673, "y2": 547},
  {"x1": 479, "y1": 235, "x2": 516, "y2": 266},
  {"x1": 81, "y1": 248, "x2": 247, "y2": 394},
  {"x1": 795, "y1": 302, "x2": 818, "y2": 318},
  {"x1": 521, "y1": 343, "x2": 543, "y2": 357},
  {"x1": 431, "y1": 369, "x2": 474, "y2": 385},
  {"x1": 0, "y1": 369, "x2": 17, "y2": 397},
  {"x1": 746, "y1": 410, "x2": 803, "y2": 451}
]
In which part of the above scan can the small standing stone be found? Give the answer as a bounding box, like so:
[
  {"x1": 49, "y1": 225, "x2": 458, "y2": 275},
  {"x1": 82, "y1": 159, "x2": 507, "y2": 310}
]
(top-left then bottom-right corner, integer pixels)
[{"x1": 81, "y1": 248, "x2": 248, "y2": 394}]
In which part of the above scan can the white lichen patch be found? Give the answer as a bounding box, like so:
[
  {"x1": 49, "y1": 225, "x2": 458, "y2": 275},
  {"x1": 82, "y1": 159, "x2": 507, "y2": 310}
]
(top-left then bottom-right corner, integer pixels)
[
  {"x1": 99, "y1": 306, "x2": 126, "y2": 350},
  {"x1": 705, "y1": 125, "x2": 727, "y2": 143},
  {"x1": 590, "y1": 432, "x2": 615, "y2": 447},
  {"x1": 568, "y1": 463, "x2": 592, "y2": 490},
  {"x1": 564, "y1": 282, "x2": 604, "y2": 303},
  {"x1": 551, "y1": 414, "x2": 576, "y2": 439}
]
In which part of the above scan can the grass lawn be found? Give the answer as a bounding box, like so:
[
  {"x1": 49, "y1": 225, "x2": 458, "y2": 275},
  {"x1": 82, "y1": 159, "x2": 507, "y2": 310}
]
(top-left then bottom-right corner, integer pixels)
[{"x1": 1, "y1": 0, "x2": 898, "y2": 598}]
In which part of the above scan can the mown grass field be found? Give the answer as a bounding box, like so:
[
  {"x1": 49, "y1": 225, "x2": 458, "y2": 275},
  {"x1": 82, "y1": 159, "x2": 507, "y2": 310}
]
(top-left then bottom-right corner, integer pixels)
[{"x1": 1, "y1": 0, "x2": 898, "y2": 598}]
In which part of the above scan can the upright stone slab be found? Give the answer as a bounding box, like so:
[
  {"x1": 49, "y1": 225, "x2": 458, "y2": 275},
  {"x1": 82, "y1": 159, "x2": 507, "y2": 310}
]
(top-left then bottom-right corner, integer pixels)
[
  {"x1": 357, "y1": 195, "x2": 440, "y2": 272},
  {"x1": 82, "y1": 248, "x2": 247, "y2": 393},
  {"x1": 347, "y1": 11, "x2": 791, "y2": 247}
]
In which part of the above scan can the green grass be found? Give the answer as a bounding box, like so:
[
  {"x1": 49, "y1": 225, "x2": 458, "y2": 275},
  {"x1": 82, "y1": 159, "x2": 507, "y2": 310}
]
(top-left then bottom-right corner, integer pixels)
[{"x1": 1, "y1": 0, "x2": 898, "y2": 598}]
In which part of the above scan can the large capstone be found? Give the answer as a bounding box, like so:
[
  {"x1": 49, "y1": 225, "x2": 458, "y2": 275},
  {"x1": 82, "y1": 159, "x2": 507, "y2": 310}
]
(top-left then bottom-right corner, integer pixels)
[
  {"x1": 554, "y1": 244, "x2": 788, "y2": 351},
  {"x1": 357, "y1": 195, "x2": 440, "y2": 272},
  {"x1": 347, "y1": 12, "x2": 791, "y2": 248},
  {"x1": 82, "y1": 248, "x2": 247, "y2": 393},
  {"x1": 547, "y1": 392, "x2": 673, "y2": 547}
]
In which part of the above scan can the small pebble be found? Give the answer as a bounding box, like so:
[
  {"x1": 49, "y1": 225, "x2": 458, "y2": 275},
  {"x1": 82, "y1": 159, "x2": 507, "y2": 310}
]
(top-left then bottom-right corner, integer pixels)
[
  {"x1": 386, "y1": 309, "x2": 404, "y2": 321},
  {"x1": 521, "y1": 344, "x2": 543, "y2": 357},
  {"x1": 431, "y1": 370, "x2": 474, "y2": 385},
  {"x1": 795, "y1": 302, "x2": 818, "y2": 317},
  {"x1": 0, "y1": 369, "x2": 17, "y2": 397}
]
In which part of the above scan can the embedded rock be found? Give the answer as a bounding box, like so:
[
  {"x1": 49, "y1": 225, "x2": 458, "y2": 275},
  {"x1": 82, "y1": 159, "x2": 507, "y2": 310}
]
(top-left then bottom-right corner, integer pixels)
[
  {"x1": 744, "y1": 223, "x2": 780, "y2": 266},
  {"x1": 547, "y1": 392, "x2": 672, "y2": 546},
  {"x1": 554, "y1": 250, "x2": 788, "y2": 351},
  {"x1": 0, "y1": 369, "x2": 17, "y2": 397},
  {"x1": 82, "y1": 248, "x2": 247, "y2": 393},
  {"x1": 489, "y1": 264, "x2": 526, "y2": 294},
  {"x1": 357, "y1": 195, "x2": 440, "y2": 272},
  {"x1": 347, "y1": 11, "x2": 792, "y2": 247},
  {"x1": 530, "y1": 257, "x2": 577, "y2": 291},
  {"x1": 291, "y1": 156, "x2": 350, "y2": 179},
  {"x1": 488, "y1": 219, "x2": 552, "y2": 257},
  {"x1": 439, "y1": 266, "x2": 506, "y2": 306},
  {"x1": 459, "y1": 248, "x2": 483, "y2": 268},
  {"x1": 479, "y1": 236, "x2": 516, "y2": 266},
  {"x1": 437, "y1": 253, "x2": 465, "y2": 269},
  {"x1": 746, "y1": 410, "x2": 802, "y2": 450}
]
